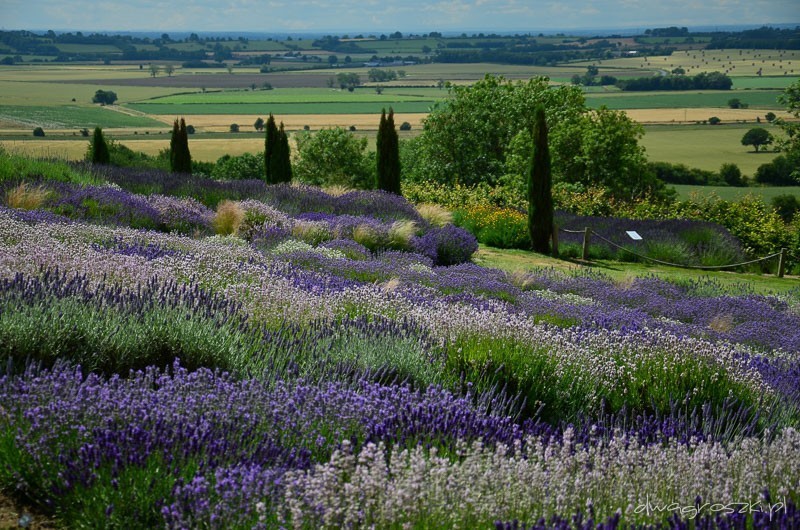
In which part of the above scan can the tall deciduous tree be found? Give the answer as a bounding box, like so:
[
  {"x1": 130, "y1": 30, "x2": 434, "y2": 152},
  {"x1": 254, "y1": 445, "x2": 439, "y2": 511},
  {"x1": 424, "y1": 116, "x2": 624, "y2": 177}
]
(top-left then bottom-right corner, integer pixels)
[
  {"x1": 170, "y1": 118, "x2": 192, "y2": 174},
  {"x1": 264, "y1": 114, "x2": 280, "y2": 183},
  {"x1": 527, "y1": 106, "x2": 553, "y2": 255},
  {"x1": 741, "y1": 127, "x2": 773, "y2": 152},
  {"x1": 294, "y1": 127, "x2": 372, "y2": 189},
  {"x1": 376, "y1": 108, "x2": 401, "y2": 194},
  {"x1": 90, "y1": 126, "x2": 110, "y2": 164},
  {"x1": 408, "y1": 75, "x2": 584, "y2": 187}
]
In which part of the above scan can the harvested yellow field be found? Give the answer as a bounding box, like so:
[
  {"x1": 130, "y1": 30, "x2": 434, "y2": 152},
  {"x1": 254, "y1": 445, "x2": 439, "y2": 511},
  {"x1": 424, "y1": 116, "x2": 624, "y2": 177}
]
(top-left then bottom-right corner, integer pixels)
[
  {"x1": 623, "y1": 107, "x2": 791, "y2": 124},
  {"x1": 0, "y1": 140, "x2": 89, "y2": 160},
  {"x1": 0, "y1": 138, "x2": 265, "y2": 162},
  {"x1": 590, "y1": 49, "x2": 800, "y2": 77},
  {"x1": 169, "y1": 113, "x2": 429, "y2": 132}
]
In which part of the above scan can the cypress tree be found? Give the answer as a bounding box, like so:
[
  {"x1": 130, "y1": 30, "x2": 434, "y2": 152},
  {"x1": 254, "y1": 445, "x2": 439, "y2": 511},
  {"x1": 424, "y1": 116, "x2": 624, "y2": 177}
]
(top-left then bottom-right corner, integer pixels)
[
  {"x1": 169, "y1": 118, "x2": 192, "y2": 174},
  {"x1": 528, "y1": 106, "x2": 553, "y2": 254},
  {"x1": 169, "y1": 118, "x2": 180, "y2": 172},
  {"x1": 376, "y1": 108, "x2": 401, "y2": 194},
  {"x1": 90, "y1": 126, "x2": 110, "y2": 164},
  {"x1": 178, "y1": 118, "x2": 192, "y2": 174},
  {"x1": 376, "y1": 109, "x2": 387, "y2": 190},
  {"x1": 264, "y1": 113, "x2": 279, "y2": 183},
  {"x1": 386, "y1": 108, "x2": 401, "y2": 194},
  {"x1": 271, "y1": 122, "x2": 293, "y2": 183}
]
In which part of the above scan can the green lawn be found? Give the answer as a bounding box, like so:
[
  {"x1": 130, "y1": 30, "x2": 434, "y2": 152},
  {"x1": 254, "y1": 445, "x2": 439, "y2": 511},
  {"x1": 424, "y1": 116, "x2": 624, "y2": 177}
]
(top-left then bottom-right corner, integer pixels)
[
  {"x1": 587, "y1": 90, "x2": 783, "y2": 110},
  {"x1": 0, "y1": 105, "x2": 163, "y2": 128},
  {"x1": 670, "y1": 184, "x2": 800, "y2": 201},
  {"x1": 474, "y1": 245, "x2": 798, "y2": 294}
]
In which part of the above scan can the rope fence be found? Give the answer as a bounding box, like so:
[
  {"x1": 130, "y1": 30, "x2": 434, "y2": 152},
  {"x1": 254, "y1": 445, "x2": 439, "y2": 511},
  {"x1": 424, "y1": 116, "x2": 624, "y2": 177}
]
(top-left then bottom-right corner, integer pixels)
[{"x1": 557, "y1": 226, "x2": 792, "y2": 278}]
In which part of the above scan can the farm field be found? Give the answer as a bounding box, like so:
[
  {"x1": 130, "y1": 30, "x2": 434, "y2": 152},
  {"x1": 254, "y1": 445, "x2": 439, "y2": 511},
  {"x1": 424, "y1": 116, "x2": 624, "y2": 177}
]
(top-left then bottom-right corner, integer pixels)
[
  {"x1": 590, "y1": 48, "x2": 800, "y2": 77},
  {"x1": 1, "y1": 156, "x2": 799, "y2": 528},
  {"x1": 586, "y1": 89, "x2": 784, "y2": 110},
  {"x1": 127, "y1": 100, "x2": 436, "y2": 115},
  {"x1": 0, "y1": 104, "x2": 163, "y2": 129},
  {"x1": 641, "y1": 123, "x2": 781, "y2": 175}
]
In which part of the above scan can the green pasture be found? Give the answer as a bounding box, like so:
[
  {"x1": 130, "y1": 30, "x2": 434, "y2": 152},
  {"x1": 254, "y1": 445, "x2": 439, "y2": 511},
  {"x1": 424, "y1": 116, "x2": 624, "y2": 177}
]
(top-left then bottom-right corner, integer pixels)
[
  {"x1": 0, "y1": 105, "x2": 163, "y2": 128},
  {"x1": 352, "y1": 38, "x2": 442, "y2": 54},
  {"x1": 54, "y1": 43, "x2": 123, "y2": 54},
  {"x1": 587, "y1": 90, "x2": 782, "y2": 110},
  {"x1": 133, "y1": 44, "x2": 160, "y2": 52},
  {"x1": 127, "y1": 101, "x2": 436, "y2": 115},
  {"x1": 235, "y1": 40, "x2": 291, "y2": 52},
  {"x1": 670, "y1": 184, "x2": 800, "y2": 202},
  {"x1": 732, "y1": 76, "x2": 800, "y2": 89},
  {"x1": 164, "y1": 42, "x2": 209, "y2": 52},
  {"x1": 143, "y1": 87, "x2": 445, "y2": 104},
  {"x1": 0, "y1": 80, "x2": 193, "y2": 106},
  {"x1": 641, "y1": 123, "x2": 781, "y2": 175}
]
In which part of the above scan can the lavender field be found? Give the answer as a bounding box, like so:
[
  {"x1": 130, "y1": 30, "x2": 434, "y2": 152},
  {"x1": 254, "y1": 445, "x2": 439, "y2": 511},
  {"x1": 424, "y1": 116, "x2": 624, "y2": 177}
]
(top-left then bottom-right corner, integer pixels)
[{"x1": 1, "y1": 164, "x2": 799, "y2": 529}]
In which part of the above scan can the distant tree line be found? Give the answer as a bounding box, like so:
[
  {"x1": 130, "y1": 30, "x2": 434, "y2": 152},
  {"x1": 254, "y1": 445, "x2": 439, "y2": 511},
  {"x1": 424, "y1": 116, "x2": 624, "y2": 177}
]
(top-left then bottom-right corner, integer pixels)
[
  {"x1": 616, "y1": 71, "x2": 732, "y2": 91},
  {"x1": 435, "y1": 49, "x2": 608, "y2": 66},
  {"x1": 644, "y1": 27, "x2": 689, "y2": 37},
  {"x1": 705, "y1": 26, "x2": 800, "y2": 50}
]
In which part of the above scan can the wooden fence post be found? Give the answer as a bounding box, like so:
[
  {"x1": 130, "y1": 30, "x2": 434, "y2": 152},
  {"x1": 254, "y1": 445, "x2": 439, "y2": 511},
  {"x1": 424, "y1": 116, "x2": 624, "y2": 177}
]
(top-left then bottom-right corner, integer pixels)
[
  {"x1": 778, "y1": 248, "x2": 787, "y2": 278},
  {"x1": 551, "y1": 226, "x2": 559, "y2": 258},
  {"x1": 581, "y1": 227, "x2": 591, "y2": 261}
]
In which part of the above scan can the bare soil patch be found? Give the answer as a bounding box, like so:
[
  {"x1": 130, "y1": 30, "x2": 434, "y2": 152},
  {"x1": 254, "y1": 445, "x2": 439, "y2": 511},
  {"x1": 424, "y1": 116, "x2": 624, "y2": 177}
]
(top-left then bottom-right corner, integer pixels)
[{"x1": 0, "y1": 492, "x2": 57, "y2": 530}]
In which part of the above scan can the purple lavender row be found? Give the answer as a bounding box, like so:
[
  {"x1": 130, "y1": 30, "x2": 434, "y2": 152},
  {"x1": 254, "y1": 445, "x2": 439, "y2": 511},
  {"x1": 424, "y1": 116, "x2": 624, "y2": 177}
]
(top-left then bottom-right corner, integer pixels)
[
  {"x1": 72, "y1": 163, "x2": 425, "y2": 221},
  {"x1": 5, "y1": 361, "x2": 796, "y2": 528}
]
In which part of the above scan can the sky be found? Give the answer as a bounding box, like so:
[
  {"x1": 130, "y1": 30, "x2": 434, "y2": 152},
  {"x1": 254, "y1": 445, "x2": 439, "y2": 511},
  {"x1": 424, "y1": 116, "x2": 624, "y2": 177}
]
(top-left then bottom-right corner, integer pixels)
[{"x1": 1, "y1": 0, "x2": 798, "y2": 34}]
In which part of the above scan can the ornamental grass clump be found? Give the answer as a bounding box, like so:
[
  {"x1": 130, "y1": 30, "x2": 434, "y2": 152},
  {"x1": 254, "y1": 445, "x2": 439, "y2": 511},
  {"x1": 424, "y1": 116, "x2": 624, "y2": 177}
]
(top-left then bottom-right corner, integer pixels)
[
  {"x1": 291, "y1": 219, "x2": 332, "y2": 245},
  {"x1": 5, "y1": 182, "x2": 50, "y2": 210},
  {"x1": 387, "y1": 220, "x2": 417, "y2": 250},
  {"x1": 416, "y1": 203, "x2": 453, "y2": 228},
  {"x1": 213, "y1": 200, "x2": 245, "y2": 236},
  {"x1": 352, "y1": 222, "x2": 385, "y2": 251}
]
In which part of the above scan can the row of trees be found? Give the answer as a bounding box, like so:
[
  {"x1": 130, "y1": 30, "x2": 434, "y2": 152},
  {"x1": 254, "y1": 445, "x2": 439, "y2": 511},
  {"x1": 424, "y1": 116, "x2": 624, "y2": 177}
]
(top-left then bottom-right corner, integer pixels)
[
  {"x1": 616, "y1": 71, "x2": 733, "y2": 91},
  {"x1": 86, "y1": 112, "x2": 404, "y2": 194}
]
